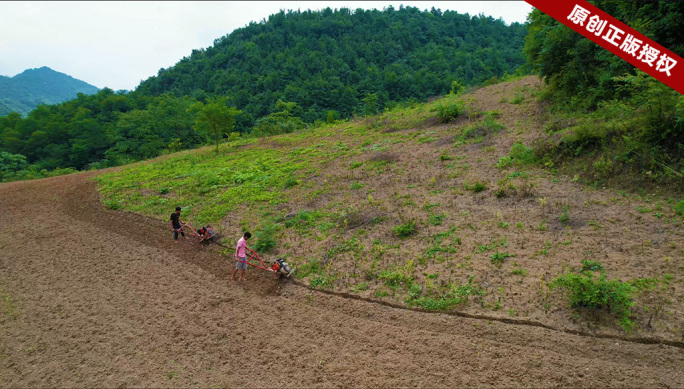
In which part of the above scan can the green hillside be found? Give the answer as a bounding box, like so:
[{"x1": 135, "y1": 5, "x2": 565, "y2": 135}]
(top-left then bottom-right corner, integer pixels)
[
  {"x1": 95, "y1": 77, "x2": 684, "y2": 338},
  {"x1": 0, "y1": 67, "x2": 99, "y2": 116}
]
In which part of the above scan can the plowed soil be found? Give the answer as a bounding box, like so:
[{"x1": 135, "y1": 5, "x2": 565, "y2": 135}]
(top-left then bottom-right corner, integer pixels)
[{"x1": 1, "y1": 171, "x2": 683, "y2": 388}]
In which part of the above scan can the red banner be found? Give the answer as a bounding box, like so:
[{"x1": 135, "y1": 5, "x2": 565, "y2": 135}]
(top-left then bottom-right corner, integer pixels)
[{"x1": 525, "y1": 0, "x2": 684, "y2": 95}]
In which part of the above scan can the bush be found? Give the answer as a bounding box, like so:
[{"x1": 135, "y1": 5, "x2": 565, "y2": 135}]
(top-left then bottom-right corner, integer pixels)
[
  {"x1": 0, "y1": 152, "x2": 28, "y2": 180},
  {"x1": 253, "y1": 222, "x2": 278, "y2": 252},
  {"x1": 551, "y1": 271, "x2": 636, "y2": 331},
  {"x1": 464, "y1": 180, "x2": 487, "y2": 193},
  {"x1": 436, "y1": 100, "x2": 465, "y2": 123},
  {"x1": 378, "y1": 260, "x2": 415, "y2": 287},
  {"x1": 496, "y1": 156, "x2": 512, "y2": 169},
  {"x1": 393, "y1": 220, "x2": 416, "y2": 238},
  {"x1": 674, "y1": 200, "x2": 684, "y2": 216},
  {"x1": 408, "y1": 283, "x2": 422, "y2": 299},
  {"x1": 463, "y1": 115, "x2": 505, "y2": 139},
  {"x1": 509, "y1": 141, "x2": 536, "y2": 165}
]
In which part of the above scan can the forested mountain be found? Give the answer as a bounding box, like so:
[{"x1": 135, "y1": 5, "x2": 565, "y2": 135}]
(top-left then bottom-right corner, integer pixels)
[
  {"x1": 0, "y1": 67, "x2": 99, "y2": 116},
  {"x1": 0, "y1": 6, "x2": 527, "y2": 178},
  {"x1": 137, "y1": 6, "x2": 527, "y2": 122}
]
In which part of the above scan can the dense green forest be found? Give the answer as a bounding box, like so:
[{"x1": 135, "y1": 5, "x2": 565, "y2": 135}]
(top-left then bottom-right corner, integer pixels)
[
  {"x1": 525, "y1": 0, "x2": 684, "y2": 190},
  {"x1": 0, "y1": 6, "x2": 527, "y2": 180},
  {"x1": 137, "y1": 6, "x2": 527, "y2": 121},
  {"x1": 0, "y1": 67, "x2": 99, "y2": 117}
]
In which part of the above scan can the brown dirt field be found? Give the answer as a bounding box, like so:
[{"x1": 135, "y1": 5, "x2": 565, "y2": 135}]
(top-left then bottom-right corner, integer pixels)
[{"x1": 1, "y1": 169, "x2": 684, "y2": 387}]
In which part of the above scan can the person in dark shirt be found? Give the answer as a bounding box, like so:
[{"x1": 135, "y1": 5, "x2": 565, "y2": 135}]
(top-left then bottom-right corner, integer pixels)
[{"x1": 170, "y1": 206, "x2": 188, "y2": 243}]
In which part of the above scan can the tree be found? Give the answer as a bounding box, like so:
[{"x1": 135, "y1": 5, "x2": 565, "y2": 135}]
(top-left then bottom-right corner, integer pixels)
[
  {"x1": 0, "y1": 151, "x2": 27, "y2": 180},
  {"x1": 361, "y1": 93, "x2": 378, "y2": 116},
  {"x1": 252, "y1": 100, "x2": 307, "y2": 137},
  {"x1": 190, "y1": 96, "x2": 242, "y2": 153}
]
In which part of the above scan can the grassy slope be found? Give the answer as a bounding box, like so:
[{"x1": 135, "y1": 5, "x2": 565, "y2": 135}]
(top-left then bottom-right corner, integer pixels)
[{"x1": 96, "y1": 76, "x2": 684, "y2": 341}]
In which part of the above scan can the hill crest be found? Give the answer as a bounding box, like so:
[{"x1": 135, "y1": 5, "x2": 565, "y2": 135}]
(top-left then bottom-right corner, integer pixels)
[{"x1": 0, "y1": 66, "x2": 99, "y2": 117}]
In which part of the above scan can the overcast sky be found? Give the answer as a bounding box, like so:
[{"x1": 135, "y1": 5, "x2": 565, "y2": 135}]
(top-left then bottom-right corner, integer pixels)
[{"x1": 0, "y1": 1, "x2": 533, "y2": 91}]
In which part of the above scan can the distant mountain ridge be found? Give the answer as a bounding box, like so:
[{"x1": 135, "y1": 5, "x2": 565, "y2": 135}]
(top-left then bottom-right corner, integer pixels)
[{"x1": 0, "y1": 67, "x2": 99, "y2": 116}]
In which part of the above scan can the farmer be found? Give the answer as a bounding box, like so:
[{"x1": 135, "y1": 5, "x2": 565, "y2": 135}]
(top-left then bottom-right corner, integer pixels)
[
  {"x1": 197, "y1": 225, "x2": 215, "y2": 242},
  {"x1": 232, "y1": 231, "x2": 252, "y2": 282},
  {"x1": 170, "y1": 206, "x2": 188, "y2": 243}
]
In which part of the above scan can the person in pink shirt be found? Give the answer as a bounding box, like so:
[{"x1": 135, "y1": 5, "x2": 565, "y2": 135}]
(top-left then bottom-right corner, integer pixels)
[{"x1": 232, "y1": 231, "x2": 252, "y2": 282}]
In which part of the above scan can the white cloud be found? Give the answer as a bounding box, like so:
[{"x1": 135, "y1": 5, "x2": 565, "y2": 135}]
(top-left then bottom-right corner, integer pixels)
[{"x1": 0, "y1": 1, "x2": 533, "y2": 91}]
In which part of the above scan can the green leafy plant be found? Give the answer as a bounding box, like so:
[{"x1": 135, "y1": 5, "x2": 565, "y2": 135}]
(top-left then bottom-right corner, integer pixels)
[
  {"x1": 581, "y1": 259, "x2": 604, "y2": 273},
  {"x1": 407, "y1": 283, "x2": 484, "y2": 311},
  {"x1": 551, "y1": 271, "x2": 636, "y2": 331},
  {"x1": 491, "y1": 251, "x2": 514, "y2": 266},
  {"x1": 464, "y1": 180, "x2": 487, "y2": 193},
  {"x1": 408, "y1": 283, "x2": 422, "y2": 299},
  {"x1": 559, "y1": 205, "x2": 570, "y2": 225},
  {"x1": 673, "y1": 200, "x2": 684, "y2": 216},
  {"x1": 253, "y1": 222, "x2": 278, "y2": 252},
  {"x1": 310, "y1": 274, "x2": 336, "y2": 289},
  {"x1": 393, "y1": 220, "x2": 416, "y2": 238},
  {"x1": 496, "y1": 156, "x2": 512, "y2": 169},
  {"x1": 436, "y1": 100, "x2": 465, "y2": 123},
  {"x1": 378, "y1": 260, "x2": 415, "y2": 288},
  {"x1": 511, "y1": 268, "x2": 528, "y2": 276},
  {"x1": 104, "y1": 199, "x2": 122, "y2": 210},
  {"x1": 509, "y1": 141, "x2": 536, "y2": 165},
  {"x1": 428, "y1": 213, "x2": 445, "y2": 226}
]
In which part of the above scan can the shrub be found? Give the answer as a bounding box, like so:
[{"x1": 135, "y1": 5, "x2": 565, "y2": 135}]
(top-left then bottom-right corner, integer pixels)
[
  {"x1": 463, "y1": 115, "x2": 505, "y2": 139},
  {"x1": 511, "y1": 91, "x2": 525, "y2": 104},
  {"x1": 496, "y1": 156, "x2": 512, "y2": 169},
  {"x1": 378, "y1": 260, "x2": 415, "y2": 287},
  {"x1": 253, "y1": 222, "x2": 278, "y2": 252},
  {"x1": 393, "y1": 220, "x2": 416, "y2": 238},
  {"x1": 408, "y1": 283, "x2": 423, "y2": 299},
  {"x1": 551, "y1": 271, "x2": 636, "y2": 331},
  {"x1": 436, "y1": 100, "x2": 465, "y2": 123},
  {"x1": 464, "y1": 180, "x2": 487, "y2": 193},
  {"x1": 674, "y1": 199, "x2": 684, "y2": 216},
  {"x1": 510, "y1": 141, "x2": 536, "y2": 165}
]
